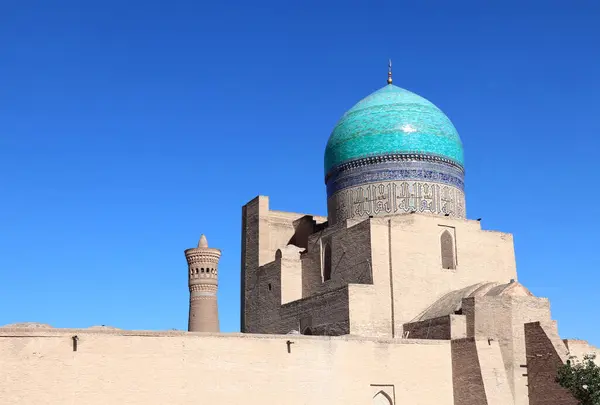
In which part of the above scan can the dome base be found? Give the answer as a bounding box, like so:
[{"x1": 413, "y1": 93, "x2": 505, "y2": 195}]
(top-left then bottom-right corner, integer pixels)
[{"x1": 326, "y1": 159, "x2": 465, "y2": 224}]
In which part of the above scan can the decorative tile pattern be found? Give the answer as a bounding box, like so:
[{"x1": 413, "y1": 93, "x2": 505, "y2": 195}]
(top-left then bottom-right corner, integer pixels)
[
  {"x1": 326, "y1": 152, "x2": 463, "y2": 183},
  {"x1": 326, "y1": 159, "x2": 464, "y2": 197},
  {"x1": 324, "y1": 85, "x2": 463, "y2": 177}
]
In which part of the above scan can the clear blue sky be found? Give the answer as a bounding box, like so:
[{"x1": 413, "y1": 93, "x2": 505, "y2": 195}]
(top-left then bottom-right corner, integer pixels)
[{"x1": 1, "y1": 1, "x2": 599, "y2": 345}]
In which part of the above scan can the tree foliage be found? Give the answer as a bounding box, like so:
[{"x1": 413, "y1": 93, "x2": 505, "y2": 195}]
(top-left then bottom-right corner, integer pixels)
[{"x1": 557, "y1": 354, "x2": 600, "y2": 405}]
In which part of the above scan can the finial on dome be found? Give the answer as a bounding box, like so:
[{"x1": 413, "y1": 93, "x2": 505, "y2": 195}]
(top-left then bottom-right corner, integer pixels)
[
  {"x1": 387, "y1": 59, "x2": 393, "y2": 85},
  {"x1": 198, "y1": 234, "x2": 208, "y2": 248}
]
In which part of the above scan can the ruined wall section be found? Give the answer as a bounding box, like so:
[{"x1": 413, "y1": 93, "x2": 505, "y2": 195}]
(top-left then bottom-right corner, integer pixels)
[
  {"x1": 241, "y1": 196, "x2": 326, "y2": 333},
  {"x1": 246, "y1": 248, "x2": 351, "y2": 335},
  {"x1": 298, "y1": 219, "x2": 373, "y2": 297}
]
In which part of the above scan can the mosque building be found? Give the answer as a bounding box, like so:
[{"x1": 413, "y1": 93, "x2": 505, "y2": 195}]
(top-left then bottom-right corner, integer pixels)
[{"x1": 1, "y1": 64, "x2": 597, "y2": 405}]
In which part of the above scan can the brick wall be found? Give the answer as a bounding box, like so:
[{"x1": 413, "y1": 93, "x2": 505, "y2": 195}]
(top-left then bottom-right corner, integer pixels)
[
  {"x1": 451, "y1": 338, "x2": 488, "y2": 405},
  {"x1": 524, "y1": 322, "x2": 577, "y2": 405},
  {"x1": 243, "y1": 249, "x2": 351, "y2": 335},
  {"x1": 279, "y1": 286, "x2": 350, "y2": 335},
  {"x1": 301, "y1": 219, "x2": 374, "y2": 298},
  {"x1": 403, "y1": 316, "x2": 452, "y2": 339},
  {"x1": 247, "y1": 260, "x2": 282, "y2": 333},
  {"x1": 382, "y1": 214, "x2": 518, "y2": 330}
]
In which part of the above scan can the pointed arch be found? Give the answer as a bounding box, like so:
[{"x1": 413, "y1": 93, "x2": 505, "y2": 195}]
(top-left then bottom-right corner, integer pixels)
[
  {"x1": 373, "y1": 390, "x2": 393, "y2": 405},
  {"x1": 441, "y1": 229, "x2": 456, "y2": 269},
  {"x1": 323, "y1": 243, "x2": 332, "y2": 281}
]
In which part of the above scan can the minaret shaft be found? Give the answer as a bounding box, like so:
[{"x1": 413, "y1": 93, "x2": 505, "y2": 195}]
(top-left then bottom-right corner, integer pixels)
[{"x1": 184, "y1": 235, "x2": 221, "y2": 332}]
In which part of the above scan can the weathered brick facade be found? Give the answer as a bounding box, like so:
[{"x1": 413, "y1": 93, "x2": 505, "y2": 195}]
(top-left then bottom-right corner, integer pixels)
[
  {"x1": 233, "y1": 195, "x2": 598, "y2": 405},
  {"x1": 452, "y1": 338, "x2": 489, "y2": 405},
  {"x1": 525, "y1": 322, "x2": 578, "y2": 405}
]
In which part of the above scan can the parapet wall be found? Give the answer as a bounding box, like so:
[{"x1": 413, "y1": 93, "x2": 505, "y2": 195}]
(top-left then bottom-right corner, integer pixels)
[
  {"x1": 0, "y1": 329, "x2": 454, "y2": 405},
  {"x1": 564, "y1": 339, "x2": 600, "y2": 361}
]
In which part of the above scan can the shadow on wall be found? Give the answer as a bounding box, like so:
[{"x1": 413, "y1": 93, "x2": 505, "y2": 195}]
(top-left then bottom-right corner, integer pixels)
[
  {"x1": 301, "y1": 322, "x2": 348, "y2": 337},
  {"x1": 287, "y1": 215, "x2": 328, "y2": 249}
]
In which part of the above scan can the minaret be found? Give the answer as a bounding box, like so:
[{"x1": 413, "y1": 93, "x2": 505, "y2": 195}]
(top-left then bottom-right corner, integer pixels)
[{"x1": 184, "y1": 234, "x2": 221, "y2": 332}]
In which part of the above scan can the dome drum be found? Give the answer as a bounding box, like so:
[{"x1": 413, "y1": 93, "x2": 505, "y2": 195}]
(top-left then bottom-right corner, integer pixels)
[
  {"x1": 326, "y1": 155, "x2": 464, "y2": 197},
  {"x1": 326, "y1": 174, "x2": 466, "y2": 225}
]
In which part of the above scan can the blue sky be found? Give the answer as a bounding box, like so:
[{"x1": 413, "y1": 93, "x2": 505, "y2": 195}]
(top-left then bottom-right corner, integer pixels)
[{"x1": 1, "y1": 1, "x2": 599, "y2": 345}]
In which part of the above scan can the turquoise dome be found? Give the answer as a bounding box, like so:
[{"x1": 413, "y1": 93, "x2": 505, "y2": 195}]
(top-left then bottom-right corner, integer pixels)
[{"x1": 324, "y1": 84, "x2": 463, "y2": 177}]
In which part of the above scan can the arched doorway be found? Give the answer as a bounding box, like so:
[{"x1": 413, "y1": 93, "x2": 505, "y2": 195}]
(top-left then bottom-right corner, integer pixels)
[{"x1": 372, "y1": 390, "x2": 392, "y2": 405}]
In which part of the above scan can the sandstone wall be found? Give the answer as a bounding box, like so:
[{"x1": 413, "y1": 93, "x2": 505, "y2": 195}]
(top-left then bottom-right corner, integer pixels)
[
  {"x1": 364, "y1": 214, "x2": 517, "y2": 339},
  {"x1": 0, "y1": 329, "x2": 454, "y2": 405},
  {"x1": 384, "y1": 215, "x2": 517, "y2": 330},
  {"x1": 475, "y1": 339, "x2": 515, "y2": 405},
  {"x1": 470, "y1": 296, "x2": 553, "y2": 405},
  {"x1": 564, "y1": 339, "x2": 600, "y2": 362},
  {"x1": 243, "y1": 202, "x2": 520, "y2": 343}
]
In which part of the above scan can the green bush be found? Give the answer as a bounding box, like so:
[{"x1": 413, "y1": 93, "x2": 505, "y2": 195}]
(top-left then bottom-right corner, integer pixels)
[{"x1": 556, "y1": 354, "x2": 600, "y2": 405}]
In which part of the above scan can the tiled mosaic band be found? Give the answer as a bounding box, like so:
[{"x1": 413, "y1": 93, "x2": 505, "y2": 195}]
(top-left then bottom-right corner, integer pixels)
[
  {"x1": 326, "y1": 158, "x2": 464, "y2": 197},
  {"x1": 327, "y1": 180, "x2": 466, "y2": 224},
  {"x1": 325, "y1": 152, "x2": 463, "y2": 182}
]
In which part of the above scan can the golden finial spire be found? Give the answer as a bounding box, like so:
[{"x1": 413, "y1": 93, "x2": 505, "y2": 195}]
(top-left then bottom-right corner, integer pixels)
[{"x1": 387, "y1": 59, "x2": 393, "y2": 85}]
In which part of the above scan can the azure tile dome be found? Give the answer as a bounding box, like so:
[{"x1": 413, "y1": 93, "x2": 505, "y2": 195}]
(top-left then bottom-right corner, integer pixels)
[
  {"x1": 324, "y1": 84, "x2": 463, "y2": 178},
  {"x1": 324, "y1": 83, "x2": 466, "y2": 224}
]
